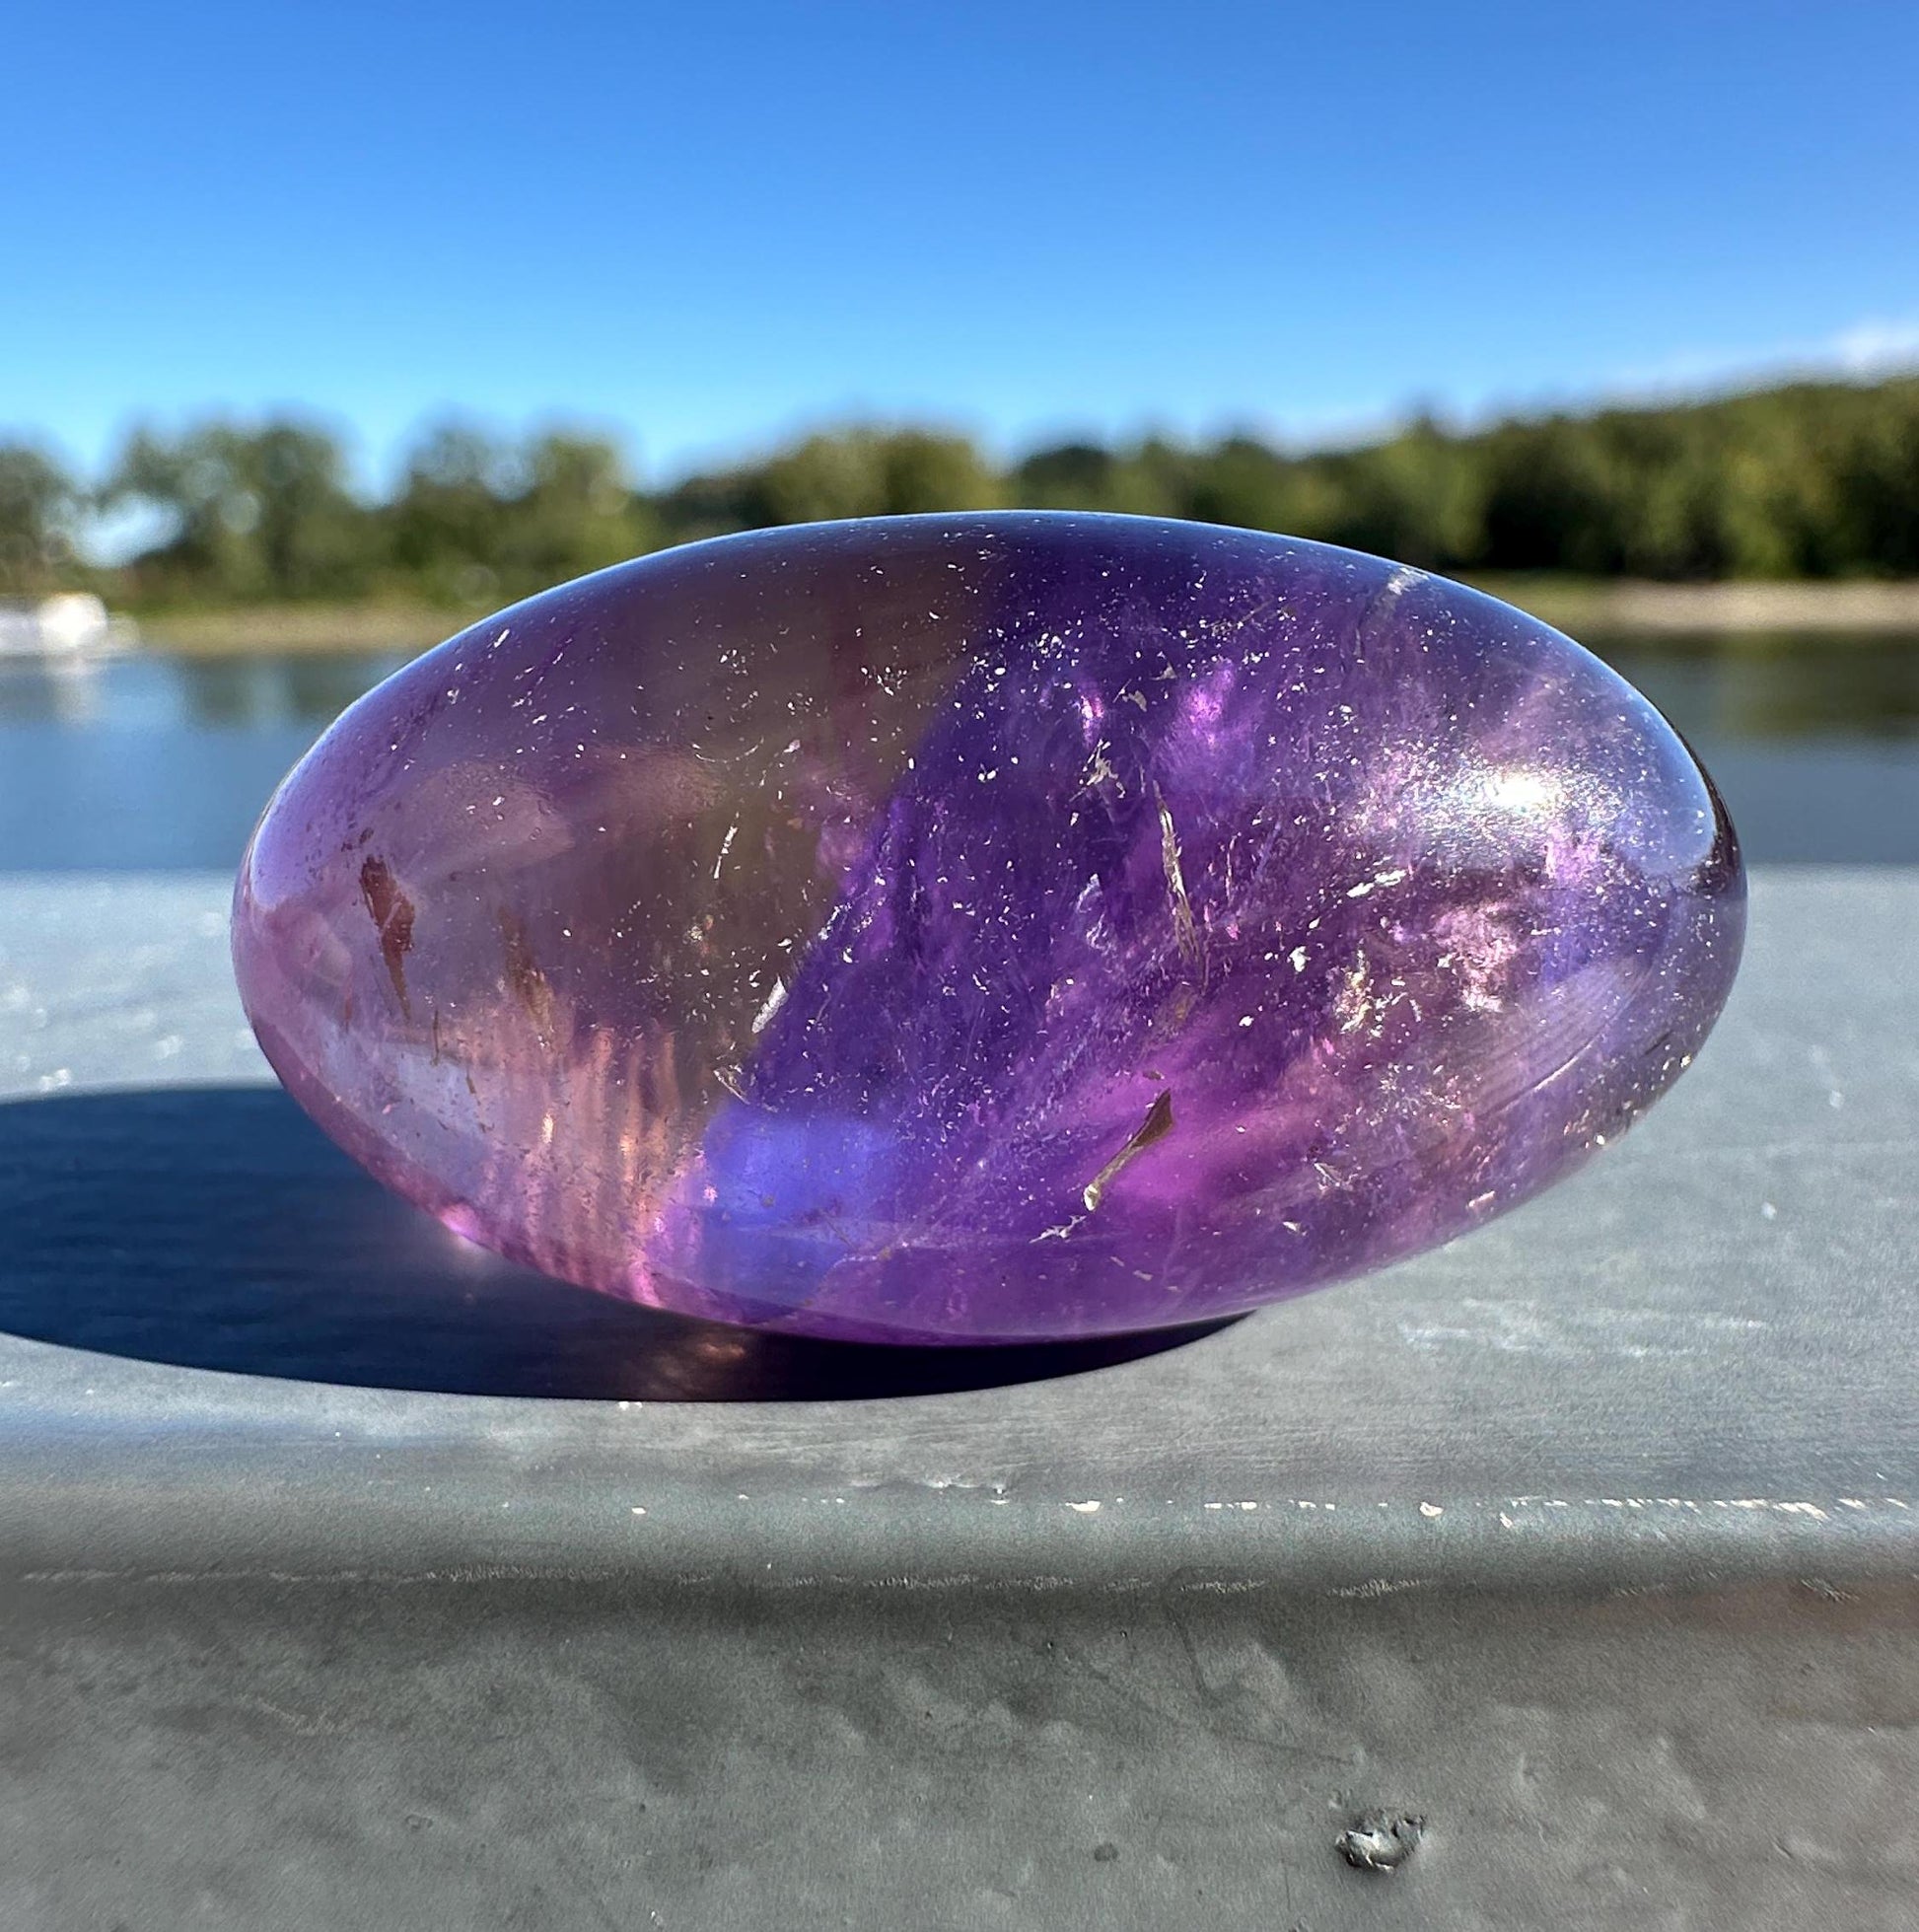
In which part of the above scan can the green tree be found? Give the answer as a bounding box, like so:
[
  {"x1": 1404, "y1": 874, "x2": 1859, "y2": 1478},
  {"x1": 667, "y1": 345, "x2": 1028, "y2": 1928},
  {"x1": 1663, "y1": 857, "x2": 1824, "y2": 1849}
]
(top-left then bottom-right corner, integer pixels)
[
  {"x1": 1326, "y1": 418, "x2": 1489, "y2": 568},
  {"x1": 0, "y1": 443, "x2": 82, "y2": 596},
  {"x1": 1012, "y1": 441, "x2": 1124, "y2": 510},
  {"x1": 104, "y1": 418, "x2": 373, "y2": 603},
  {"x1": 74, "y1": 371, "x2": 1919, "y2": 608},
  {"x1": 1475, "y1": 417, "x2": 1628, "y2": 574},
  {"x1": 388, "y1": 422, "x2": 515, "y2": 605},
  {"x1": 391, "y1": 424, "x2": 652, "y2": 604},
  {"x1": 749, "y1": 427, "x2": 1003, "y2": 526},
  {"x1": 497, "y1": 431, "x2": 654, "y2": 591},
  {"x1": 1824, "y1": 383, "x2": 1919, "y2": 574}
]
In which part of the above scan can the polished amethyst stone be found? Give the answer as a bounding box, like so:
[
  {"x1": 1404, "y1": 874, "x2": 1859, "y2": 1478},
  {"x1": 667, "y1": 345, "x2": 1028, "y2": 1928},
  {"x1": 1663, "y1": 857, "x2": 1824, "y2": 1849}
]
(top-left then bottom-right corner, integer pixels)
[{"x1": 233, "y1": 515, "x2": 1743, "y2": 1344}]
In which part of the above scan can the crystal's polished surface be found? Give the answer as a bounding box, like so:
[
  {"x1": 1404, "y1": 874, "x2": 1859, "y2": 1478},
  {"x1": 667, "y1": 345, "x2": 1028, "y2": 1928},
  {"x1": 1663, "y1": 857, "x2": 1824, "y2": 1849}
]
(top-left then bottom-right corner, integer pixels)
[{"x1": 233, "y1": 515, "x2": 1744, "y2": 1345}]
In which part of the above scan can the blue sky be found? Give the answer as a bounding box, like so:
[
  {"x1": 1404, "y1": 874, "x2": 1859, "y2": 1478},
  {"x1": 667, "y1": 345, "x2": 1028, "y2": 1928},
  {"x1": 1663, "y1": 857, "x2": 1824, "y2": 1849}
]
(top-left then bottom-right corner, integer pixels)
[{"x1": 6, "y1": 1, "x2": 1917, "y2": 485}]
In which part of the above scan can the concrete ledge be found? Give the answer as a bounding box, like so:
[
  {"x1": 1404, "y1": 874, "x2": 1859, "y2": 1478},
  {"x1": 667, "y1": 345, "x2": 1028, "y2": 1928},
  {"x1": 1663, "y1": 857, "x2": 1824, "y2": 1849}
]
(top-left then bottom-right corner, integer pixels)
[{"x1": 1, "y1": 870, "x2": 1915, "y2": 1927}]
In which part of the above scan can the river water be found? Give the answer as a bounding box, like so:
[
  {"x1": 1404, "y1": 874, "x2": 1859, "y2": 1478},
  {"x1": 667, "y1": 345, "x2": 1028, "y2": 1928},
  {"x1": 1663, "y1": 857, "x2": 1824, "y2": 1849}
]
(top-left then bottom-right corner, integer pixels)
[{"x1": 1, "y1": 632, "x2": 1914, "y2": 870}]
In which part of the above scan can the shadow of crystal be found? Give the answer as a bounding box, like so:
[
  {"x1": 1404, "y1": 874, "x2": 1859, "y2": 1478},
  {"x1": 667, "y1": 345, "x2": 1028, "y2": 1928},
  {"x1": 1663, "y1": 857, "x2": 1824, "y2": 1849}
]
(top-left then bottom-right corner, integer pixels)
[{"x1": 0, "y1": 1087, "x2": 1237, "y2": 1400}]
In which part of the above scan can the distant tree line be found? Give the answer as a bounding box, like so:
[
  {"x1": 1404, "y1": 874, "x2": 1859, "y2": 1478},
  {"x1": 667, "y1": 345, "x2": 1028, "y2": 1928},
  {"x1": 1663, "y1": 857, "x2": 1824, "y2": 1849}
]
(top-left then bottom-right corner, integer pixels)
[{"x1": 3, "y1": 373, "x2": 1917, "y2": 608}]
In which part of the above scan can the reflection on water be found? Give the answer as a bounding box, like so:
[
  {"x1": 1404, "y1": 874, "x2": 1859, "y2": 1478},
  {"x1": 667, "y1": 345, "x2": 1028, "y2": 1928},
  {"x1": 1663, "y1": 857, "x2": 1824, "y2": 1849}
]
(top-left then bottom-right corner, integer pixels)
[
  {"x1": 0, "y1": 634, "x2": 1914, "y2": 870},
  {"x1": 1591, "y1": 631, "x2": 1919, "y2": 744},
  {"x1": 1585, "y1": 630, "x2": 1919, "y2": 864},
  {"x1": 0, "y1": 649, "x2": 408, "y2": 734},
  {"x1": 164, "y1": 652, "x2": 412, "y2": 732},
  {"x1": 0, "y1": 650, "x2": 409, "y2": 873}
]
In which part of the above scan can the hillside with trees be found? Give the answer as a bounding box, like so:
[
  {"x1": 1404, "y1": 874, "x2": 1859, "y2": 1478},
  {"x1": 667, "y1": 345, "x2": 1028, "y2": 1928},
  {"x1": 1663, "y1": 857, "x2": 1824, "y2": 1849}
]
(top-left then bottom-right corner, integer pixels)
[{"x1": 3, "y1": 373, "x2": 1916, "y2": 611}]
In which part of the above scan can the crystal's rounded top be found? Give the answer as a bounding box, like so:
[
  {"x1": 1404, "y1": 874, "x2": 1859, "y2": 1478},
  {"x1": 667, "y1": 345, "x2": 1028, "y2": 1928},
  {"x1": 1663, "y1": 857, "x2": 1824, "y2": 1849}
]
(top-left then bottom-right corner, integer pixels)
[{"x1": 234, "y1": 514, "x2": 1743, "y2": 1344}]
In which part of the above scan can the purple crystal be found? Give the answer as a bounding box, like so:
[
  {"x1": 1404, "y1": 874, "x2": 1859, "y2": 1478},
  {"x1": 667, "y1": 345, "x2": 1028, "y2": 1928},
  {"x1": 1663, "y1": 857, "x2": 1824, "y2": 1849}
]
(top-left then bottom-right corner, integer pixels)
[{"x1": 233, "y1": 515, "x2": 1743, "y2": 1345}]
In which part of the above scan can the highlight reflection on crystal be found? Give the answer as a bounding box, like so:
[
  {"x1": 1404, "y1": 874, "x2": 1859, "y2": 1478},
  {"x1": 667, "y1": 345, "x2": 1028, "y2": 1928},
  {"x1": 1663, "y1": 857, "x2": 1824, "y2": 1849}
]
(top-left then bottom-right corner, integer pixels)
[{"x1": 233, "y1": 514, "x2": 1744, "y2": 1344}]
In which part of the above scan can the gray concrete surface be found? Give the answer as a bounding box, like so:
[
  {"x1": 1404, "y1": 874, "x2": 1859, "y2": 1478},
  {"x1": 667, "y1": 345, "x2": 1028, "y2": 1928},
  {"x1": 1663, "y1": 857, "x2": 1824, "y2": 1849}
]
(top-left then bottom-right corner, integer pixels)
[{"x1": 0, "y1": 869, "x2": 1915, "y2": 1929}]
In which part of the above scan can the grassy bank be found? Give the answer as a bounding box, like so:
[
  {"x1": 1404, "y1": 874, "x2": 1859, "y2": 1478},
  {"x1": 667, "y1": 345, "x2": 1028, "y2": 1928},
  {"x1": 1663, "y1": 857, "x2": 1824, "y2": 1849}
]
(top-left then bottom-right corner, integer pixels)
[
  {"x1": 135, "y1": 603, "x2": 462, "y2": 654},
  {"x1": 130, "y1": 576, "x2": 1919, "y2": 658},
  {"x1": 1466, "y1": 576, "x2": 1919, "y2": 636}
]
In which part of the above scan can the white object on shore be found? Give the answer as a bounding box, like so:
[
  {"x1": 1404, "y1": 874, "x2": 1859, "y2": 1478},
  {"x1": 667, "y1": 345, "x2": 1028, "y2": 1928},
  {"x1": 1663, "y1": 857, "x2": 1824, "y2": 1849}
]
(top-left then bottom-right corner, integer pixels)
[{"x1": 0, "y1": 593, "x2": 136, "y2": 663}]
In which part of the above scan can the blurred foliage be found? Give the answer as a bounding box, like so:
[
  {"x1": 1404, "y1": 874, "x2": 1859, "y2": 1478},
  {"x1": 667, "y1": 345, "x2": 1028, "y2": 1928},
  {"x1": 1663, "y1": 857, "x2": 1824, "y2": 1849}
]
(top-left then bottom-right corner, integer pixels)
[
  {"x1": 658, "y1": 428, "x2": 1004, "y2": 540},
  {"x1": 388, "y1": 423, "x2": 656, "y2": 607},
  {"x1": 5, "y1": 374, "x2": 1918, "y2": 610},
  {"x1": 101, "y1": 421, "x2": 376, "y2": 604},
  {"x1": 0, "y1": 441, "x2": 86, "y2": 596}
]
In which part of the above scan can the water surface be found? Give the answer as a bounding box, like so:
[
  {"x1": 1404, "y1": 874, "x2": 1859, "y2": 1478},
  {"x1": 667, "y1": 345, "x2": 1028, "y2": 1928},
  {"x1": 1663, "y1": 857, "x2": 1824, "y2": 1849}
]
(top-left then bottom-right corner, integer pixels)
[{"x1": 1, "y1": 631, "x2": 1913, "y2": 870}]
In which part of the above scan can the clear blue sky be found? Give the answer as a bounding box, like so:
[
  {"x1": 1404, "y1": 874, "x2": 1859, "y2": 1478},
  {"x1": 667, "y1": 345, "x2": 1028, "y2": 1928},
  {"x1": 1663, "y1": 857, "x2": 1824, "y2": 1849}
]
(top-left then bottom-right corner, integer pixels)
[{"x1": 7, "y1": 0, "x2": 1917, "y2": 484}]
